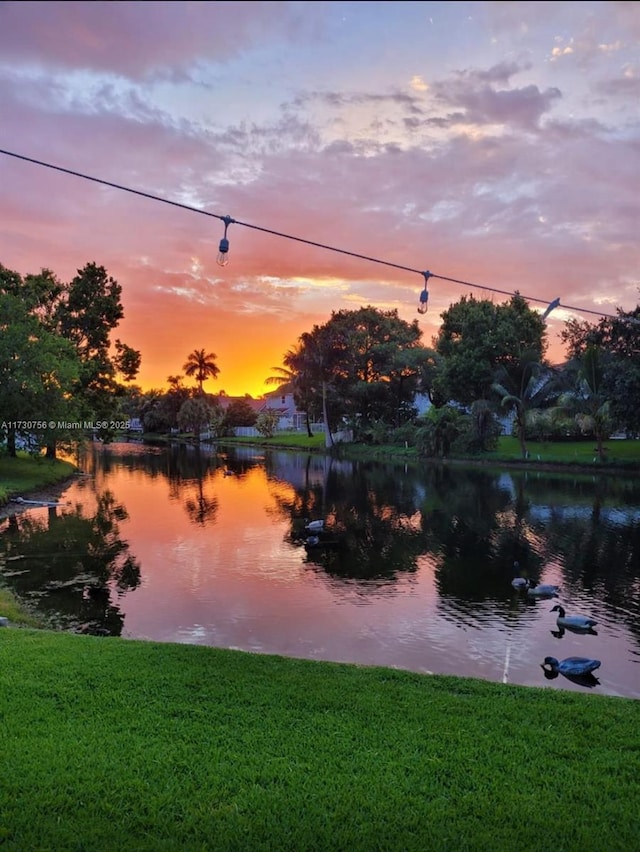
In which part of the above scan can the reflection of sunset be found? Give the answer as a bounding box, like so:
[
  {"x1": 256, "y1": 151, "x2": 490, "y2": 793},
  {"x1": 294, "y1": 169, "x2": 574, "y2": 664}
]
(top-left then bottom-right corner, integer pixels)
[
  {"x1": 51, "y1": 453, "x2": 446, "y2": 664},
  {"x1": 4, "y1": 444, "x2": 640, "y2": 698}
]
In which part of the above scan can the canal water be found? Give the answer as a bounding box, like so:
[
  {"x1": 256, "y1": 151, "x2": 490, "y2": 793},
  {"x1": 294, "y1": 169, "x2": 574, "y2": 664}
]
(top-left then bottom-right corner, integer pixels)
[{"x1": 1, "y1": 442, "x2": 638, "y2": 699}]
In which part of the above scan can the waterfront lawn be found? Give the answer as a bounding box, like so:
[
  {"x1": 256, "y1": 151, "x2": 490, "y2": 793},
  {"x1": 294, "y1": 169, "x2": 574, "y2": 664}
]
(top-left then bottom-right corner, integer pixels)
[
  {"x1": 0, "y1": 453, "x2": 76, "y2": 504},
  {"x1": 1, "y1": 629, "x2": 639, "y2": 851},
  {"x1": 222, "y1": 433, "x2": 640, "y2": 468},
  {"x1": 0, "y1": 588, "x2": 42, "y2": 627},
  {"x1": 484, "y1": 436, "x2": 640, "y2": 466},
  {"x1": 221, "y1": 432, "x2": 327, "y2": 451}
]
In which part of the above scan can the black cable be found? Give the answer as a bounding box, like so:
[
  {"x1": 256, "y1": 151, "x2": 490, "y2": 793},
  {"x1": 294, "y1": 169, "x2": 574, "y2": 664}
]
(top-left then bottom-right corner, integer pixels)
[{"x1": 0, "y1": 147, "x2": 621, "y2": 320}]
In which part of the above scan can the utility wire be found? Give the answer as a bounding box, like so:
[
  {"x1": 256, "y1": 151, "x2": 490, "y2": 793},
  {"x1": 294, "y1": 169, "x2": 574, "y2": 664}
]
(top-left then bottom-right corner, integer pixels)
[{"x1": 0, "y1": 147, "x2": 623, "y2": 321}]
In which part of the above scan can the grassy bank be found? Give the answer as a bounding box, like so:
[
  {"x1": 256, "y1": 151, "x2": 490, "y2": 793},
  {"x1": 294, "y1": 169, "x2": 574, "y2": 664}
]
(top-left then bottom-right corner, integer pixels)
[
  {"x1": 0, "y1": 453, "x2": 77, "y2": 625},
  {"x1": 2, "y1": 440, "x2": 639, "y2": 850},
  {"x1": 0, "y1": 587, "x2": 43, "y2": 627},
  {"x1": 1, "y1": 629, "x2": 639, "y2": 852},
  {"x1": 220, "y1": 433, "x2": 640, "y2": 470},
  {"x1": 0, "y1": 453, "x2": 77, "y2": 505}
]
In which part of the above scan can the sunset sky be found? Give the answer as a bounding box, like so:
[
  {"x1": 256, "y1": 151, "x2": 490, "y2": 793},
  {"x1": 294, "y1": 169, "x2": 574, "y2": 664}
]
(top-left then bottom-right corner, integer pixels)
[{"x1": 1, "y1": 1, "x2": 639, "y2": 398}]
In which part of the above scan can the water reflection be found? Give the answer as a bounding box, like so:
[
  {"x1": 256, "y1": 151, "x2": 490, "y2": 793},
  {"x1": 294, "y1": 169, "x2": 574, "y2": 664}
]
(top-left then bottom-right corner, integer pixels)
[
  {"x1": 551, "y1": 625, "x2": 599, "y2": 638},
  {"x1": 542, "y1": 668, "x2": 601, "y2": 689},
  {"x1": 1, "y1": 490, "x2": 140, "y2": 635},
  {"x1": 1, "y1": 441, "x2": 639, "y2": 699}
]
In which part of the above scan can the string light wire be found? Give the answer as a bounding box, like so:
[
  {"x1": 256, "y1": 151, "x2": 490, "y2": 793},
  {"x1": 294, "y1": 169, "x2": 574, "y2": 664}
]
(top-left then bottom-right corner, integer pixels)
[{"x1": 0, "y1": 147, "x2": 625, "y2": 321}]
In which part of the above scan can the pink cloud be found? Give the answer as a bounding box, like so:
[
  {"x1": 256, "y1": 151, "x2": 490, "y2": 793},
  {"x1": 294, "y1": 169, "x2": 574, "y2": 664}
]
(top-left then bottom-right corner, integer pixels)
[
  {"x1": 0, "y1": 1, "x2": 324, "y2": 78},
  {"x1": 1, "y1": 2, "x2": 638, "y2": 394}
]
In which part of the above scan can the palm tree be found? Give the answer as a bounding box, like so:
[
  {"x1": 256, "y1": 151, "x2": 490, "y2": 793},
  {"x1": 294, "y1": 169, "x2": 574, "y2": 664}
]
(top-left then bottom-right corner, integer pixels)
[
  {"x1": 166, "y1": 374, "x2": 184, "y2": 392},
  {"x1": 492, "y1": 351, "x2": 562, "y2": 459},
  {"x1": 183, "y1": 349, "x2": 219, "y2": 395},
  {"x1": 557, "y1": 344, "x2": 612, "y2": 462},
  {"x1": 265, "y1": 346, "x2": 316, "y2": 437}
]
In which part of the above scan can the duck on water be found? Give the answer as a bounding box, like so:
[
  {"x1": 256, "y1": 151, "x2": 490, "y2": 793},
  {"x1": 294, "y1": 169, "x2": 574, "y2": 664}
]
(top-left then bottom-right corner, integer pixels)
[
  {"x1": 526, "y1": 579, "x2": 560, "y2": 598},
  {"x1": 551, "y1": 605, "x2": 597, "y2": 631}
]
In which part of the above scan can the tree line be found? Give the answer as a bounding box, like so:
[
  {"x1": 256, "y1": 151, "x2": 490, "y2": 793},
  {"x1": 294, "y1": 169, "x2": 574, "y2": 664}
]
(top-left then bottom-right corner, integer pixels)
[
  {"x1": 261, "y1": 294, "x2": 640, "y2": 460},
  {"x1": 1, "y1": 261, "x2": 140, "y2": 458},
  {"x1": 3, "y1": 259, "x2": 640, "y2": 460}
]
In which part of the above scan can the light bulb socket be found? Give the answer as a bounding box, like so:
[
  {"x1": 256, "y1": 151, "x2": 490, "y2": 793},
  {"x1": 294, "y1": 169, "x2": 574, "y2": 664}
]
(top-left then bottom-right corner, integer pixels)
[
  {"x1": 542, "y1": 297, "x2": 561, "y2": 320},
  {"x1": 216, "y1": 215, "x2": 234, "y2": 267},
  {"x1": 418, "y1": 270, "x2": 431, "y2": 314}
]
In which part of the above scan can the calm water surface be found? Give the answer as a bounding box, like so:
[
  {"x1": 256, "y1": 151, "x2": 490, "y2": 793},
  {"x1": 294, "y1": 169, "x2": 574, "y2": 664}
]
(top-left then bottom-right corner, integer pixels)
[{"x1": 1, "y1": 442, "x2": 639, "y2": 699}]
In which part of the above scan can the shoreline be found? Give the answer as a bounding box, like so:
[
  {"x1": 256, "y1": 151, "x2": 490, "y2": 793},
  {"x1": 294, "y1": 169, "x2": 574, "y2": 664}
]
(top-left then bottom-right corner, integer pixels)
[{"x1": 0, "y1": 475, "x2": 78, "y2": 522}]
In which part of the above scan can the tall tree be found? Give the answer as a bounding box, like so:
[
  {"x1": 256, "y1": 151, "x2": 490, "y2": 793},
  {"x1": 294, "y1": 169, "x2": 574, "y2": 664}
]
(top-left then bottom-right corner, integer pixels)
[
  {"x1": 160, "y1": 375, "x2": 191, "y2": 430},
  {"x1": 434, "y1": 293, "x2": 547, "y2": 407},
  {"x1": 0, "y1": 276, "x2": 79, "y2": 457},
  {"x1": 266, "y1": 345, "x2": 318, "y2": 437},
  {"x1": 294, "y1": 306, "x2": 427, "y2": 441},
  {"x1": 557, "y1": 344, "x2": 612, "y2": 462},
  {"x1": 47, "y1": 262, "x2": 141, "y2": 456},
  {"x1": 561, "y1": 304, "x2": 640, "y2": 436},
  {"x1": 0, "y1": 263, "x2": 141, "y2": 458},
  {"x1": 177, "y1": 396, "x2": 215, "y2": 441},
  {"x1": 183, "y1": 349, "x2": 220, "y2": 394}
]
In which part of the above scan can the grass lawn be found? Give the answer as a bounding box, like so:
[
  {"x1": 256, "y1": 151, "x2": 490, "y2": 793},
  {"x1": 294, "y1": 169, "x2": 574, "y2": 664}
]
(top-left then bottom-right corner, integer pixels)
[
  {"x1": 0, "y1": 453, "x2": 77, "y2": 505},
  {"x1": 221, "y1": 432, "x2": 640, "y2": 469},
  {"x1": 1, "y1": 629, "x2": 639, "y2": 852},
  {"x1": 483, "y1": 436, "x2": 640, "y2": 467},
  {"x1": 1, "y1": 442, "x2": 639, "y2": 850},
  {"x1": 219, "y1": 432, "x2": 328, "y2": 451}
]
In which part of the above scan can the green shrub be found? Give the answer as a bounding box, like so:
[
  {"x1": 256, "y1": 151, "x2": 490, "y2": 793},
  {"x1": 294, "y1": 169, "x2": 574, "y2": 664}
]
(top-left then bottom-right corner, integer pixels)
[{"x1": 255, "y1": 410, "x2": 280, "y2": 438}]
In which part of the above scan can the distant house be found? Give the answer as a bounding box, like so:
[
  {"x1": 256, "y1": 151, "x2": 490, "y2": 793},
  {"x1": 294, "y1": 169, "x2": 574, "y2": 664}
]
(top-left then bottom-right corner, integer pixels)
[
  {"x1": 259, "y1": 387, "x2": 308, "y2": 431},
  {"x1": 211, "y1": 390, "x2": 314, "y2": 436},
  {"x1": 414, "y1": 392, "x2": 514, "y2": 435},
  {"x1": 214, "y1": 394, "x2": 264, "y2": 417},
  {"x1": 414, "y1": 393, "x2": 432, "y2": 417}
]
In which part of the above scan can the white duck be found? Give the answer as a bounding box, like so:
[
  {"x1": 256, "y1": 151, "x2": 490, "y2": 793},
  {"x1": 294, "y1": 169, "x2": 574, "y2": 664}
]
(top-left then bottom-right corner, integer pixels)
[
  {"x1": 526, "y1": 579, "x2": 560, "y2": 598},
  {"x1": 551, "y1": 604, "x2": 597, "y2": 630}
]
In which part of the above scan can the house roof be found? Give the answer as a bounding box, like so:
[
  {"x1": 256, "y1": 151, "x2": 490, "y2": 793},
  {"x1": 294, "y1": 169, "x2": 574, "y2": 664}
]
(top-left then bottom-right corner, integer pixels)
[
  {"x1": 263, "y1": 383, "x2": 294, "y2": 398},
  {"x1": 215, "y1": 395, "x2": 264, "y2": 413}
]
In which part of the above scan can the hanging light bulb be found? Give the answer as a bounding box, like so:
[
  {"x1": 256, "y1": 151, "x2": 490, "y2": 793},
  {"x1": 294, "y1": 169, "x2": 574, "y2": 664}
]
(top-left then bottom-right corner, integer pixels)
[
  {"x1": 417, "y1": 271, "x2": 431, "y2": 314},
  {"x1": 217, "y1": 215, "x2": 234, "y2": 267},
  {"x1": 217, "y1": 237, "x2": 229, "y2": 266}
]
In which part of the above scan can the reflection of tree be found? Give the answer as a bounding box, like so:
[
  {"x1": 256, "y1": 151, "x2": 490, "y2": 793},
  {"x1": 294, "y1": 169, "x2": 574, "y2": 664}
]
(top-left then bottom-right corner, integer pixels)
[
  {"x1": 487, "y1": 474, "x2": 544, "y2": 582},
  {"x1": 0, "y1": 491, "x2": 140, "y2": 635},
  {"x1": 541, "y1": 512, "x2": 640, "y2": 646},
  {"x1": 184, "y1": 487, "x2": 218, "y2": 526},
  {"x1": 421, "y1": 467, "x2": 528, "y2": 599},
  {"x1": 273, "y1": 456, "x2": 432, "y2": 587},
  {"x1": 58, "y1": 442, "x2": 640, "y2": 648},
  {"x1": 84, "y1": 442, "x2": 223, "y2": 527},
  {"x1": 178, "y1": 446, "x2": 219, "y2": 527},
  {"x1": 267, "y1": 454, "x2": 329, "y2": 534},
  {"x1": 515, "y1": 472, "x2": 640, "y2": 648}
]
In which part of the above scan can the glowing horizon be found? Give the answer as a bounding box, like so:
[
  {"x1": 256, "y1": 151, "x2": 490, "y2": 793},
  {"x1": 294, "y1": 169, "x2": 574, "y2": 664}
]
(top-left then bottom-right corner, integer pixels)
[{"x1": 1, "y1": 1, "x2": 638, "y2": 397}]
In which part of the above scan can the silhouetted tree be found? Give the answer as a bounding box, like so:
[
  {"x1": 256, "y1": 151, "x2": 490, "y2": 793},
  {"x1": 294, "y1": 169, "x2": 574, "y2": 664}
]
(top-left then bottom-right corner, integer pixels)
[{"x1": 183, "y1": 349, "x2": 219, "y2": 394}]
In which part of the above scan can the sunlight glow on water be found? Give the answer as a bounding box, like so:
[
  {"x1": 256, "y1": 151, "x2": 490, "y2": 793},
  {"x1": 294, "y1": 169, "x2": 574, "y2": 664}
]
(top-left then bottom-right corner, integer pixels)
[{"x1": 1, "y1": 442, "x2": 639, "y2": 699}]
